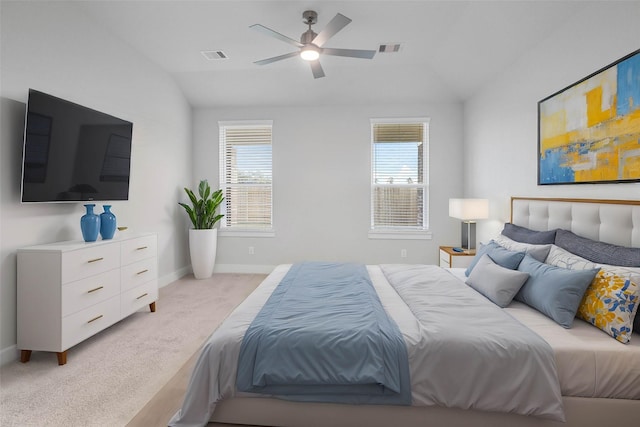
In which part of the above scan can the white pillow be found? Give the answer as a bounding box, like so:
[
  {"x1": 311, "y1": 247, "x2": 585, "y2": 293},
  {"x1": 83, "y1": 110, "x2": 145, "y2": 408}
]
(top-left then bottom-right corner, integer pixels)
[
  {"x1": 494, "y1": 234, "x2": 552, "y2": 262},
  {"x1": 546, "y1": 245, "x2": 640, "y2": 276},
  {"x1": 466, "y1": 254, "x2": 530, "y2": 308}
]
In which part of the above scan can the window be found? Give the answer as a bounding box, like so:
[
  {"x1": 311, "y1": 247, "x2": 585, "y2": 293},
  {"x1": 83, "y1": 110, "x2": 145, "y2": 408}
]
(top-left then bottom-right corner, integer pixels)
[
  {"x1": 370, "y1": 118, "x2": 430, "y2": 239},
  {"x1": 219, "y1": 121, "x2": 273, "y2": 235}
]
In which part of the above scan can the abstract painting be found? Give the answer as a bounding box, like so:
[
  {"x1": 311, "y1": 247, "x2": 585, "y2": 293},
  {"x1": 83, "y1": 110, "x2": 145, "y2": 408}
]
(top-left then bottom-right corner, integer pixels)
[{"x1": 538, "y1": 49, "x2": 640, "y2": 185}]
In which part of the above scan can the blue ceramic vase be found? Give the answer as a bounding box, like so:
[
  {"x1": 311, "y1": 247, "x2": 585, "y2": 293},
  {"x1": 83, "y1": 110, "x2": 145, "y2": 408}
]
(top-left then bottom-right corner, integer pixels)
[
  {"x1": 100, "y1": 205, "x2": 117, "y2": 240},
  {"x1": 81, "y1": 204, "x2": 100, "y2": 242}
]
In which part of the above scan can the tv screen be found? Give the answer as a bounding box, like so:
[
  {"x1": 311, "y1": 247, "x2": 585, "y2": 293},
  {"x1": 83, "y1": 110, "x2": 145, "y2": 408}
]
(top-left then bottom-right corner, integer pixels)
[{"x1": 21, "y1": 89, "x2": 133, "y2": 203}]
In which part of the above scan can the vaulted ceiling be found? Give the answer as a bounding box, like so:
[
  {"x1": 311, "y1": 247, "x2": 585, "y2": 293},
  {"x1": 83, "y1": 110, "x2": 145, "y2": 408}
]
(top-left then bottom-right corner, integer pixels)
[{"x1": 78, "y1": 0, "x2": 588, "y2": 107}]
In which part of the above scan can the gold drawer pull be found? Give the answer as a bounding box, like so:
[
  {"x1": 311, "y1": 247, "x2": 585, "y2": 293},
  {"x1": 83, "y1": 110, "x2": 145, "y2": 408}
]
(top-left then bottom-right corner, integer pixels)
[
  {"x1": 136, "y1": 246, "x2": 148, "y2": 251},
  {"x1": 87, "y1": 286, "x2": 104, "y2": 294},
  {"x1": 87, "y1": 257, "x2": 104, "y2": 263},
  {"x1": 136, "y1": 293, "x2": 149, "y2": 300},
  {"x1": 87, "y1": 314, "x2": 103, "y2": 324},
  {"x1": 136, "y1": 269, "x2": 148, "y2": 275}
]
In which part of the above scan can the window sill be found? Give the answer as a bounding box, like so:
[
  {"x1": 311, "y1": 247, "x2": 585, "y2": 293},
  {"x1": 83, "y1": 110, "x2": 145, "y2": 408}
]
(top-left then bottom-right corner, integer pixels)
[
  {"x1": 219, "y1": 229, "x2": 275, "y2": 238},
  {"x1": 368, "y1": 230, "x2": 432, "y2": 240}
]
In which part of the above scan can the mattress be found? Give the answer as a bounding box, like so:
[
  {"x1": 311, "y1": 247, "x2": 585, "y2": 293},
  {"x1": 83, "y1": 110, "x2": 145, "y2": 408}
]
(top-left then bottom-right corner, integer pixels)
[
  {"x1": 448, "y1": 267, "x2": 640, "y2": 399},
  {"x1": 171, "y1": 264, "x2": 640, "y2": 427}
]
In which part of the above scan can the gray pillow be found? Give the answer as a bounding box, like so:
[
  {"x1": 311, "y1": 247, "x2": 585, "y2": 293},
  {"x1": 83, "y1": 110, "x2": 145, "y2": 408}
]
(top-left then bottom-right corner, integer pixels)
[
  {"x1": 466, "y1": 254, "x2": 530, "y2": 307},
  {"x1": 502, "y1": 223, "x2": 557, "y2": 244},
  {"x1": 555, "y1": 229, "x2": 640, "y2": 267},
  {"x1": 465, "y1": 241, "x2": 526, "y2": 277},
  {"x1": 494, "y1": 234, "x2": 552, "y2": 263},
  {"x1": 515, "y1": 254, "x2": 600, "y2": 328}
]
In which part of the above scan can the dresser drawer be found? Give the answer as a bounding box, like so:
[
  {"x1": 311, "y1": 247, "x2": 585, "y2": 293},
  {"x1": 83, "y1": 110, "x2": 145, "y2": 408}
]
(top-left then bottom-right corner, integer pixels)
[
  {"x1": 61, "y1": 243, "x2": 120, "y2": 284},
  {"x1": 120, "y1": 258, "x2": 157, "y2": 292},
  {"x1": 121, "y1": 234, "x2": 157, "y2": 266},
  {"x1": 451, "y1": 257, "x2": 474, "y2": 268},
  {"x1": 61, "y1": 269, "x2": 120, "y2": 317},
  {"x1": 439, "y1": 249, "x2": 451, "y2": 268},
  {"x1": 61, "y1": 295, "x2": 120, "y2": 350},
  {"x1": 121, "y1": 280, "x2": 158, "y2": 318}
]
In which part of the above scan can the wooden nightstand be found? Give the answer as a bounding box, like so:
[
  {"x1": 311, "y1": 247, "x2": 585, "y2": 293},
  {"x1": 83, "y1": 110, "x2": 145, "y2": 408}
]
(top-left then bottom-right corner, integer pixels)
[{"x1": 439, "y1": 246, "x2": 476, "y2": 268}]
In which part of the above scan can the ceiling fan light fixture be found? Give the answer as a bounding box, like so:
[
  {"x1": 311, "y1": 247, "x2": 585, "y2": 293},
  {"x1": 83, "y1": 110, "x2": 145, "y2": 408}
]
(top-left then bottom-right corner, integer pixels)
[
  {"x1": 251, "y1": 10, "x2": 374, "y2": 77},
  {"x1": 300, "y1": 46, "x2": 320, "y2": 61}
]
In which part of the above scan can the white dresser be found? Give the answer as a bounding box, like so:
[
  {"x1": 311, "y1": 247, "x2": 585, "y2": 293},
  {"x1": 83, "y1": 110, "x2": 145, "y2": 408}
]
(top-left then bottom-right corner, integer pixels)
[{"x1": 17, "y1": 232, "x2": 158, "y2": 365}]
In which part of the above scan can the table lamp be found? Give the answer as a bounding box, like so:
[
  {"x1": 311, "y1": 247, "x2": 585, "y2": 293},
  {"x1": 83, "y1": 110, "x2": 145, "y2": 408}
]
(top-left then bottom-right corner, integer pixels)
[{"x1": 449, "y1": 198, "x2": 489, "y2": 251}]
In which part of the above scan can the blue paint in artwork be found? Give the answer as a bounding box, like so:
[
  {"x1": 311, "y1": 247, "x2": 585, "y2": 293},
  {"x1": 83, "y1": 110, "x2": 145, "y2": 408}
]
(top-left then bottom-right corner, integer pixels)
[
  {"x1": 617, "y1": 53, "x2": 640, "y2": 116},
  {"x1": 577, "y1": 143, "x2": 591, "y2": 155},
  {"x1": 540, "y1": 149, "x2": 575, "y2": 184}
]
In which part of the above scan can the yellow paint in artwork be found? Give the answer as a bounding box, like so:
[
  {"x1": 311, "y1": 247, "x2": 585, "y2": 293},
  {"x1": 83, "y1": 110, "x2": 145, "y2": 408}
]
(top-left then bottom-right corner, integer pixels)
[
  {"x1": 614, "y1": 109, "x2": 640, "y2": 135},
  {"x1": 624, "y1": 155, "x2": 640, "y2": 178},
  {"x1": 586, "y1": 86, "x2": 616, "y2": 127},
  {"x1": 620, "y1": 135, "x2": 640, "y2": 178},
  {"x1": 574, "y1": 148, "x2": 619, "y2": 182},
  {"x1": 540, "y1": 109, "x2": 640, "y2": 155},
  {"x1": 569, "y1": 135, "x2": 640, "y2": 182},
  {"x1": 540, "y1": 110, "x2": 566, "y2": 141},
  {"x1": 540, "y1": 132, "x2": 571, "y2": 155}
]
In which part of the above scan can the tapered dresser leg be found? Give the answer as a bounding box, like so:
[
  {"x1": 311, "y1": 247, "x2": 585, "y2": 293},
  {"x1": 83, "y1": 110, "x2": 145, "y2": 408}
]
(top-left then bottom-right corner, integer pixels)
[
  {"x1": 20, "y1": 350, "x2": 32, "y2": 363},
  {"x1": 56, "y1": 351, "x2": 67, "y2": 366},
  {"x1": 149, "y1": 301, "x2": 156, "y2": 312}
]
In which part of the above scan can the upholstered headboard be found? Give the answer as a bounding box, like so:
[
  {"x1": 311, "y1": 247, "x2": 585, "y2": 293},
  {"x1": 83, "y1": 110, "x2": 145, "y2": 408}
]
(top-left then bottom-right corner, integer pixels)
[{"x1": 510, "y1": 197, "x2": 640, "y2": 248}]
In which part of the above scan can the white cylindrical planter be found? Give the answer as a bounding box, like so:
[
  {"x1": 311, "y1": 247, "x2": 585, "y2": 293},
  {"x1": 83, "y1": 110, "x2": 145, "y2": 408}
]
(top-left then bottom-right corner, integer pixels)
[{"x1": 189, "y1": 228, "x2": 218, "y2": 279}]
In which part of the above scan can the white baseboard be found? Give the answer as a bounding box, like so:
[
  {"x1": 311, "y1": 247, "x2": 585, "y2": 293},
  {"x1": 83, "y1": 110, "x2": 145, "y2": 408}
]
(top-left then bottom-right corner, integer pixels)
[
  {"x1": 158, "y1": 266, "x2": 191, "y2": 288},
  {"x1": 214, "y1": 264, "x2": 276, "y2": 274},
  {"x1": 159, "y1": 265, "x2": 273, "y2": 286},
  {"x1": 1, "y1": 345, "x2": 18, "y2": 366}
]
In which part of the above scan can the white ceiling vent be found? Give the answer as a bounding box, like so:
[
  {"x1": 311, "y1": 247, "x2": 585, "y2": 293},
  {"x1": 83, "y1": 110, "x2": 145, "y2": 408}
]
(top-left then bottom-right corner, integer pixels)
[
  {"x1": 378, "y1": 43, "x2": 402, "y2": 53},
  {"x1": 201, "y1": 50, "x2": 228, "y2": 60}
]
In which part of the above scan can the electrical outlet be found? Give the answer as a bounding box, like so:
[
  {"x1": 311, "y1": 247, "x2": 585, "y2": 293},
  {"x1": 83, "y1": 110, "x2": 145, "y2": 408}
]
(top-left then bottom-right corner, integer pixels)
[
  {"x1": 400, "y1": 249, "x2": 407, "y2": 258},
  {"x1": 248, "y1": 246, "x2": 255, "y2": 255}
]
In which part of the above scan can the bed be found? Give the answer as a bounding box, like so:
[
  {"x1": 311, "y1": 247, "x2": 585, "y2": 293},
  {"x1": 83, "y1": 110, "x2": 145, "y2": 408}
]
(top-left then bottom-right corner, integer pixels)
[{"x1": 170, "y1": 197, "x2": 640, "y2": 427}]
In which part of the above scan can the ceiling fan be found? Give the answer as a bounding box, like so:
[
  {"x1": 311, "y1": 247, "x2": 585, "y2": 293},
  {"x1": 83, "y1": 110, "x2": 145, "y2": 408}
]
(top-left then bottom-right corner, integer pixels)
[{"x1": 250, "y1": 10, "x2": 376, "y2": 79}]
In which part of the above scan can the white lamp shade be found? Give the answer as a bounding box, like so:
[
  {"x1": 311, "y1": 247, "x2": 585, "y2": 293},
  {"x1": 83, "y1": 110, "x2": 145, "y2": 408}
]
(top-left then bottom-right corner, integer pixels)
[{"x1": 449, "y1": 198, "x2": 489, "y2": 220}]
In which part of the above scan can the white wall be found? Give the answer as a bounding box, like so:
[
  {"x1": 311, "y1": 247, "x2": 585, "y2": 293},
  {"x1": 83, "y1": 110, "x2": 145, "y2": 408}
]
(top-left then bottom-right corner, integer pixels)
[
  {"x1": 0, "y1": 2, "x2": 193, "y2": 362},
  {"x1": 464, "y1": 2, "x2": 640, "y2": 244},
  {"x1": 193, "y1": 103, "x2": 464, "y2": 271}
]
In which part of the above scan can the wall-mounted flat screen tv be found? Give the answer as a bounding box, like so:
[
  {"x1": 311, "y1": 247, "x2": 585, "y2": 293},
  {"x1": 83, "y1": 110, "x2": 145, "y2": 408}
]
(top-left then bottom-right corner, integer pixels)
[{"x1": 21, "y1": 89, "x2": 133, "y2": 203}]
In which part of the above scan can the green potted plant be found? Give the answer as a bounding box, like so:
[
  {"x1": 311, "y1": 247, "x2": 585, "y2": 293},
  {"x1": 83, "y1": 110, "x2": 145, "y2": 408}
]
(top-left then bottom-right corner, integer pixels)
[{"x1": 179, "y1": 180, "x2": 224, "y2": 279}]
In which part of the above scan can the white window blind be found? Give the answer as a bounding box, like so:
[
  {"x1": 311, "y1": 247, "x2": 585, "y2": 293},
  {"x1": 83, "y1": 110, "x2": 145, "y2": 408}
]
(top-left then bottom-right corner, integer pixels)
[
  {"x1": 371, "y1": 119, "x2": 429, "y2": 232},
  {"x1": 219, "y1": 121, "x2": 273, "y2": 231}
]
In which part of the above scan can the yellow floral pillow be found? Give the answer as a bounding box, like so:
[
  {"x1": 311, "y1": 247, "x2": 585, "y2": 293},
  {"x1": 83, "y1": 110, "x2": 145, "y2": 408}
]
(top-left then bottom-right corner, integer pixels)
[{"x1": 577, "y1": 269, "x2": 639, "y2": 343}]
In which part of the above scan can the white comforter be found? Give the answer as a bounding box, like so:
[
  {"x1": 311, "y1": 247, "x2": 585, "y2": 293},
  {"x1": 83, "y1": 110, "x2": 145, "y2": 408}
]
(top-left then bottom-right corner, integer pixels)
[
  {"x1": 447, "y1": 267, "x2": 640, "y2": 400},
  {"x1": 169, "y1": 264, "x2": 565, "y2": 427}
]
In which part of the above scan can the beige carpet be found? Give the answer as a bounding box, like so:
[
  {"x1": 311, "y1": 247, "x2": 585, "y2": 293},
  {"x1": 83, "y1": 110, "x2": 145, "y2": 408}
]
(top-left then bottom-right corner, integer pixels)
[
  {"x1": 126, "y1": 345, "x2": 258, "y2": 427},
  {"x1": 0, "y1": 273, "x2": 265, "y2": 427}
]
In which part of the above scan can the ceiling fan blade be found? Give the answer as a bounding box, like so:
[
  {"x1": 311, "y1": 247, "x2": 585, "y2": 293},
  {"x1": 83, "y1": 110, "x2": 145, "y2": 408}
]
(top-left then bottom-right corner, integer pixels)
[
  {"x1": 322, "y1": 47, "x2": 376, "y2": 59},
  {"x1": 310, "y1": 60, "x2": 325, "y2": 79},
  {"x1": 254, "y1": 51, "x2": 300, "y2": 66},
  {"x1": 250, "y1": 24, "x2": 304, "y2": 48},
  {"x1": 312, "y1": 13, "x2": 351, "y2": 47}
]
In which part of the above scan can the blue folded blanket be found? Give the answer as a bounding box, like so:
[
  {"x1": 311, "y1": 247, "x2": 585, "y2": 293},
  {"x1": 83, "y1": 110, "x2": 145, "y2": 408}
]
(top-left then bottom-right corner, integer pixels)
[{"x1": 236, "y1": 262, "x2": 411, "y2": 405}]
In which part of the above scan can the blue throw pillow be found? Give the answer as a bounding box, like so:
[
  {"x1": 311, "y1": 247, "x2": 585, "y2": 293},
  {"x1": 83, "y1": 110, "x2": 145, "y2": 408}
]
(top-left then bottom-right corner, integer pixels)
[
  {"x1": 502, "y1": 223, "x2": 557, "y2": 245},
  {"x1": 515, "y1": 254, "x2": 600, "y2": 328},
  {"x1": 465, "y1": 241, "x2": 526, "y2": 277}
]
